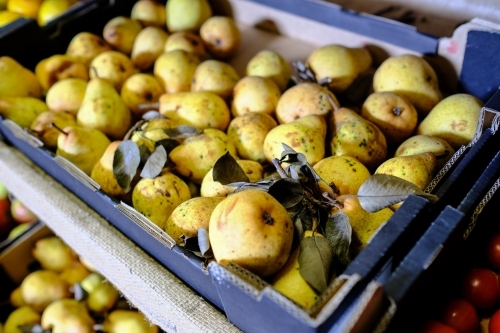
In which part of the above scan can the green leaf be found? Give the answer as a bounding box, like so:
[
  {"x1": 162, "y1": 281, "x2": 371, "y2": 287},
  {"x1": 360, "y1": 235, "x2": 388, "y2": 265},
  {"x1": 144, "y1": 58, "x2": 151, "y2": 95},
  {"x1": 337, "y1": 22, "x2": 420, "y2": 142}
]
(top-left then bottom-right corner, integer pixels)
[
  {"x1": 213, "y1": 152, "x2": 250, "y2": 185},
  {"x1": 198, "y1": 228, "x2": 212, "y2": 257},
  {"x1": 140, "y1": 146, "x2": 167, "y2": 179},
  {"x1": 298, "y1": 235, "x2": 334, "y2": 293},
  {"x1": 113, "y1": 141, "x2": 141, "y2": 193},
  {"x1": 163, "y1": 125, "x2": 201, "y2": 140},
  {"x1": 268, "y1": 178, "x2": 304, "y2": 208},
  {"x1": 280, "y1": 144, "x2": 308, "y2": 166},
  {"x1": 155, "y1": 138, "x2": 180, "y2": 153},
  {"x1": 138, "y1": 144, "x2": 151, "y2": 164},
  {"x1": 355, "y1": 174, "x2": 439, "y2": 213},
  {"x1": 325, "y1": 211, "x2": 352, "y2": 266}
]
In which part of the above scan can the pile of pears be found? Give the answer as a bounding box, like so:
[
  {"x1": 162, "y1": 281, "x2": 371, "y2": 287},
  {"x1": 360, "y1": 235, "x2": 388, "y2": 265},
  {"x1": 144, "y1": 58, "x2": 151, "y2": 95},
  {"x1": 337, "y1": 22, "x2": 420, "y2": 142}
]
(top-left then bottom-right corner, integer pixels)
[
  {"x1": 2, "y1": 234, "x2": 159, "y2": 333},
  {"x1": 0, "y1": 0, "x2": 487, "y2": 314},
  {"x1": 0, "y1": 0, "x2": 79, "y2": 28}
]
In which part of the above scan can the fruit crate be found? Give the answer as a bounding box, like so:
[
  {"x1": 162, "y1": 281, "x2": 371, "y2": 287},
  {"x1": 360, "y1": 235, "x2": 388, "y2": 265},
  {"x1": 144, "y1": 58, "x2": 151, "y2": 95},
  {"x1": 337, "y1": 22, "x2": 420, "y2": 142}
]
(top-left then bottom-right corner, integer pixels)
[{"x1": 0, "y1": 0, "x2": 500, "y2": 332}]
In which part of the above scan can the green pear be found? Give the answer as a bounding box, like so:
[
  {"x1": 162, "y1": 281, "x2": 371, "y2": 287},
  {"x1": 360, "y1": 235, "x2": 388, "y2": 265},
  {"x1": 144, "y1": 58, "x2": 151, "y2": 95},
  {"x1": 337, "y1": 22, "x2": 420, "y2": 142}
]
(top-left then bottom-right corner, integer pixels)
[
  {"x1": 231, "y1": 76, "x2": 281, "y2": 117},
  {"x1": 306, "y1": 44, "x2": 372, "y2": 93},
  {"x1": 121, "y1": 73, "x2": 164, "y2": 118},
  {"x1": 41, "y1": 299, "x2": 94, "y2": 333},
  {"x1": 191, "y1": 60, "x2": 240, "y2": 100},
  {"x1": 32, "y1": 236, "x2": 77, "y2": 272},
  {"x1": 154, "y1": 50, "x2": 201, "y2": 94},
  {"x1": 263, "y1": 114, "x2": 326, "y2": 166},
  {"x1": 246, "y1": 50, "x2": 291, "y2": 92},
  {"x1": 395, "y1": 135, "x2": 455, "y2": 171},
  {"x1": 416, "y1": 93, "x2": 484, "y2": 150},
  {"x1": 131, "y1": 0, "x2": 166, "y2": 27},
  {"x1": 45, "y1": 78, "x2": 87, "y2": 116},
  {"x1": 89, "y1": 51, "x2": 136, "y2": 91},
  {"x1": 87, "y1": 281, "x2": 120, "y2": 313},
  {"x1": 21, "y1": 270, "x2": 71, "y2": 312},
  {"x1": 132, "y1": 169, "x2": 191, "y2": 228},
  {"x1": 4, "y1": 306, "x2": 41, "y2": 333},
  {"x1": 0, "y1": 96, "x2": 48, "y2": 128},
  {"x1": 373, "y1": 54, "x2": 442, "y2": 115},
  {"x1": 330, "y1": 107, "x2": 387, "y2": 170},
  {"x1": 66, "y1": 32, "x2": 111, "y2": 67},
  {"x1": 131, "y1": 26, "x2": 169, "y2": 71},
  {"x1": 104, "y1": 310, "x2": 159, "y2": 333},
  {"x1": 159, "y1": 91, "x2": 230, "y2": 131},
  {"x1": 200, "y1": 16, "x2": 241, "y2": 59},
  {"x1": 166, "y1": 0, "x2": 212, "y2": 33},
  {"x1": 103, "y1": 16, "x2": 142, "y2": 55},
  {"x1": 0, "y1": 56, "x2": 41, "y2": 98},
  {"x1": 80, "y1": 272, "x2": 105, "y2": 294},
  {"x1": 77, "y1": 77, "x2": 132, "y2": 140},
  {"x1": 56, "y1": 126, "x2": 111, "y2": 176},
  {"x1": 164, "y1": 31, "x2": 208, "y2": 59},
  {"x1": 30, "y1": 111, "x2": 76, "y2": 149}
]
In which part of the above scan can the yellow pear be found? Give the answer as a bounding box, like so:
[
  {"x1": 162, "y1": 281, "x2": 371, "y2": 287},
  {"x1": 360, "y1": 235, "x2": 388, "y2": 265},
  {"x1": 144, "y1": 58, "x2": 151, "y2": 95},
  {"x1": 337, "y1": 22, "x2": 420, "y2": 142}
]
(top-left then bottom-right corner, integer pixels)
[
  {"x1": 164, "y1": 31, "x2": 208, "y2": 59},
  {"x1": 35, "y1": 54, "x2": 88, "y2": 93},
  {"x1": 59, "y1": 261, "x2": 91, "y2": 285},
  {"x1": 32, "y1": 236, "x2": 78, "y2": 272},
  {"x1": 7, "y1": 0, "x2": 42, "y2": 18},
  {"x1": 201, "y1": 160, "x2": 263, "y2": 197},
  {"x1": 132, "y1": 169, "x2": 191, "y2": 229},
  {"x1": 80, "y1": 272, "x2": 104, "y2": 294},
  {"x1": 0, "y1": 56, "x2": 41, "y2": 98},
  {"x1": 166, "y1": 0, "x2": 212, "y2": 33},
  {"x1": 416, "y1": 93, "x2": 484, "y2": 150},
  {"x1": 231, "y1": 76, "x2": 281, "y2": 117},
  {"x1": 263, "y1": 114, "x2": 327, "y2": 166},
  {"x1": 4, "y1": 306, "x2": 41, "y2": 333},
  {"x1": 154, "y1": 50, "x2": 201, "y2": 94},
  {"x1": 246, "y1": 50, "x2": 291, "y2": 92},
  {"x1": 200, "y1": 16, "x2": 241, "y2": 59},
  {"x1": 45, "y1": 78, "x2": 87, "y2": 116},
  {"x1": 79, "y1": 256, "x2": 97, "y2": 273},
  {"x1": 159, "y1": 91, "x2": 230, "y2": 131},
  {"x1": 87, "y1": 281, "x2": 120, "y2": 313},
  {"x1": 121, "y1": 73, "x2": 164, "y2": 118},
  {"x1": 0, "y1": 97, "x2": 47, "y2": 128},
  {"x1": 395, "y1": 135, "x2": 455, "y2": 171},
  {"x1": 275, "y1": 82, "x2": 339, "y2": 124},
  {"x1": 10, "y1": 287, "x2": 25, "y2": 307},
  {"x1": 131, "y1": 0, "x2": 166, "y2": 27},
  {"x1": 30, "y1": 111, "x2": 76, "y2": 149},
  {"x1": 313, "y1": 155, "x2": 371, "y2": 196},
  {"x1": 77, "y1": 77, "x2": 132, "y2": 140},
  {"x1": 104, "y1": 310, "x2": 159, "y2": 333},
  {"x1": 21, "y1": 270, "x2": 71, "y2": 312},
  {"x1": 373, "y1": 54, "x2": 442, "y2": 115},
  {"x1": 66, "y1": 32, "x2": 111, "y2": 67},
  {"x1": 165, "y1": 196, "x2": 225, "y2": 245},
  {"x1": 89, "y1": 51, "x2": 136, "y2": 91},
  {"x1": 131, "y1": 26, "x2": 169, "y2": 71},
  {"x1": 209, "y1": 189, "x2": 294, "y2": 277},
  {"x1": 0, "y1": 11, "x2": 21, "y2": 28},
  {"x1": 330, "y1": 107, "x2": 387, "y2": 170},
  {"x1": 191, "y1": 59, "x2": 240, "y2": 100},
  {"x1": 306, "y1": 44, "x2": 372, "y2": 93},
  {"x1": 37, "y1": 0, "x2": 75, "y2": 26},
  {"x1": 227, "y1": 112, "x2": 277, "y2": 164},
  {"x1": 169, "y1": 128, "x2": 237, "y2": 184},
  {"x1": 41, "y1": 299, "x2": 94, "y2": 333},
  {"x1": 103, "y1": 16, "x2": 142, "y2": 55},
  {"x1": 130, "y1": 117, "x2": 179, "y2": 153}
]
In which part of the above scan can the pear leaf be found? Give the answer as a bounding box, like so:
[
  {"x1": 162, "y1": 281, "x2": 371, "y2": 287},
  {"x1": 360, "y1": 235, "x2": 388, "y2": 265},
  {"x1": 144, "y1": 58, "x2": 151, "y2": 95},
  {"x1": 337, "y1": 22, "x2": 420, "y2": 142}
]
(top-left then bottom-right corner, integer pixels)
[
  {"x1": 298, "y1": 235, "x2": 334, "y2": 293},
  {"x1": 268, "y1": 178, "x2": 304, "y2": 208},
  {"x1": 18, "y1": 324, "x2": 51, "y2": 333},
  {"x1": 140, "y1": 145, "x2": 166, "y2": 179},
  {"x1": 198, "y1": 228, "x2": 212, "y2": 257},
  {"x1": 155, "y1": 138, "x2": 180, "y2": 153},
  {"x1": 138, "y1": 144, "x2": 151, "y2": 164},
  {"x1": 163, "y1": 125, "x2": 201, "y2": 140},
  {"x1": 213, "y1": 152, "x2": 249, "y2": 185},
  {"x1": 280, "y1": 144, "x2": 308, "y2": 166},
  {"x1": 123, "y1": 119, "x2": 146, "y2": 140},
  {"x1": 113, "y1": 141, "x2": 141, "y2": 193},
  {"x1": 292, "y1": 213, "x2": 305, "y2": 241},
  {"x1": 232, "y1": 179, "x2": 276, "y2": 192},
  {"x1": 293, "y1": 60, "x2": 317, "y2": 83},
  {"x1": 355, "y1": 174, "x2": 439, "y2": 213},
  {"x1": 142, "y1": 110, "x2": 163, "y2": 120},
  {"x1": 325, "y1": 211, "x2": 352, "y2": 266}
]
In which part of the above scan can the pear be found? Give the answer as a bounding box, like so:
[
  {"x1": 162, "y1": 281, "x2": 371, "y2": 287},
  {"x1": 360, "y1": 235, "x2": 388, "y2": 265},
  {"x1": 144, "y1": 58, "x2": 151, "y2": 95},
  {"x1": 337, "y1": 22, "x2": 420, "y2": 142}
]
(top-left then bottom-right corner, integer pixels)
[
  {"x1": 37, "y1": 0, "x2": 76, "y2": 26},
  {"x1": 80, "y1": 272, "x2": 105, "y2": 294},
  {"x1": 275, "y1": 82, "x2": 339, "y2": 124},
  {"x1": 56, "y1": 126, "x2": 111, "y2": 176},
  {"x1": 200, "y1": 16, "x2": 241, "y2": 59},
  {"x1": 87, "y1": 281, "x2": 120, "y2": 312},
  {"x1": 30, "y1": 111, "x2": 76, "y2": 149},
  {"x1": 131, "y1": 0, "x2": 166, "y2": 27},
  {"x1": 330, "y1": 107, "x2": 387, "y2": 170},
  {"x1": 191, "y1": 60, "x2": 240, "y2": 100},
  {"x1": 41, "y1": 299, "x2": 95, "y2": 333},
  {"x1": 59, "y1": 261, "x2": 91, "y2": 285},
  {"x1": 154, "y1": 50, "x2": 201, "y2": 94},
  {"x1": 32, "y1": 236, "x2": 78, "y2": 272},
  {"x1": 200, "y1": 160, "x2": 264, "y2": 197},
  {"x1": 10, "y1": 287, "x2": 25, "y2": 307},
  {"x1": 79, "y1": 256, "x2": 97, "y2": 273},
  {"x1": 165, "y1": 196, "x2": 225, "y2": 245},
  {"x1": 373, "y1": 54, "x2": 442, "y2": 115},
  {"x1": 130, "y1": 117, "x2": 179, "y2": 153},
  {"x1": 132, "y1": 169, "x2": 191, "y2": 229},
  {"x1": 131, "y1": 26, "x2": 169, "y2": 71},
  {"x1": 313, "y1": 155, "x2": 371, "y2": 196},
  {"x1": 35, "y1": 54, "x2": 88, "y2": 93},
  {"x1": 0, "y1": 11, "x2": 21, "y2": 28},
  {"x1": 166, "y1": 0, "x2": 212, "y2": 33},
  {"x1": 77, "y1": 77, "x2": 132, "y2": 140},
  {"x1": 66, "y1": 32, "x2": 111, "y2": 67},
  {"x1": 103, "y1": 16, "x2": 142, "y2": 55},
  {"x1": 164, "y1": 31, "x2": 208, "y2": 59},
  {"x1": 416, "y1": 93, "x2": 484, "y2": 150},
  {"x1": 231, "y1": 76, "x2": 281, "y2": 117},
  {"x1": 169, "y1": 128, "x2": 237, "y2": 184},
  {"x1": 159, "y1": 91, "x2": 230, "y2": 131},
  {"x1": 21, "y1": 270, "x2": 71, "y2": 312},
  {"x1": 89, "y1": 51, "x2": 136, "y2": 91},
  {"x1": 246, "y1": 50, "x2": 291, "y2": 92},
  {"x1": 0, "y1": 56, "x2": 41, "y2": 98},
  {"x1": 395, "y1": 135, "x2": 456, "y2": 171},
  {"x1": 4, "y1": 306, "x2": 41, "y2": 333},
  {"x1": 121, "y1": 73, "x2": 164, "y2": 118},
  {"x1": 104, "y1": 310, "x2": 159, "y2": 333},
  {"x1": 263, "y1": 114, "x2": 327, "y2": 166},
  {"x1": 227, "y1": 112, "x2": 277, "y2": 164},
  {"x1": 306, "y1": 44, "x2": 372, "y2": 93},
  {"x1": 45, "y1": 78, "x2": 87, "y2": 116},
  {"x1": 0, "y1": 97, "x2": 48, "y2": 128}
]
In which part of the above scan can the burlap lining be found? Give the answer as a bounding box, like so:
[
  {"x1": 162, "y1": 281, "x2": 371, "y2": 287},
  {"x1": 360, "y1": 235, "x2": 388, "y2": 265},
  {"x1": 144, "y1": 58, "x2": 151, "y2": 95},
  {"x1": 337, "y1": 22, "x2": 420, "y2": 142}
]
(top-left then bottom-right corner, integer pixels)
[{"x1": 0, "y1": 140, "x2": 241, "y2": 333}]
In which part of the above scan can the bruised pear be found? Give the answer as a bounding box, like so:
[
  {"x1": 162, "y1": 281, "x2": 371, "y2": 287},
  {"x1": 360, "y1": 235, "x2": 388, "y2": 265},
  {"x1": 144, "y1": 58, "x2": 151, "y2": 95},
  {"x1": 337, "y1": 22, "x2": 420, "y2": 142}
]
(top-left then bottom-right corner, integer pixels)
[
  {"x1": 154, "y1": 50, "x2": 200, "y2": 94},
  {"x1": 231, "y1": 76, "x2": 281, "y2": 117},
  {"x1": 201, "y1": 160, "x2": 263, "y2": 197},
  {"x1": 35, "y1": 54, "x2": 88, "y2": 93},
  {"x1": 164, "y1": 31, "x2": 208, "y2": 59},
  {"x1": 121, "y1": 73, "x2": 164, "y2": 118},
  {"x1": 246, "y1": 50, "x2": 291, "y2": 92},
  {"x1": 66, "y1": 32, "x2": 111, "y2": 67},
  {"x1": 200, "y1": 16, "x2": 241, "y2": 59},
  {"x1": 103, "y1": 16, "x2": 142, "y2": 55},
  {"x1": 89, "y1": 51, "x2": 136, "y2": 91},
  {"x1": 191, "y1": 60, "x2": 240, "y2": 100},
  {"x1": 32, "y1": 236, "x2": 77, "y2": 272}
]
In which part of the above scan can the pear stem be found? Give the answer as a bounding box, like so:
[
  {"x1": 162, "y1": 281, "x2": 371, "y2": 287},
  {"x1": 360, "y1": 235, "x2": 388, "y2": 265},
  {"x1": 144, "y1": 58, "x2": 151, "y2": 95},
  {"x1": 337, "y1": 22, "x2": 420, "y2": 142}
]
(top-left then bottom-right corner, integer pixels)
[
  {"x1": 49, "y1": 123, "x2": 68, "y2": 135},
  {"x1": 138, "y1": 102, "x2": 160, "y2": 111},
  {"x1": 327, "y1": 94, "x2": 340, "y2": 111}
]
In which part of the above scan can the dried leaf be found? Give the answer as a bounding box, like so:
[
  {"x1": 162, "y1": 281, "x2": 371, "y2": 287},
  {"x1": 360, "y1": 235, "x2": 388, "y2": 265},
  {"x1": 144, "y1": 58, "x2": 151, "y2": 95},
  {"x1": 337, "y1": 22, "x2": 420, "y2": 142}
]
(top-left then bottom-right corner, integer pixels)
[
  {"x1": 325, "y1": 211, "x2": 352, "y2": 266},
  {"x1": 293, "y1": 60, "x2": 317, "y2": 83},
  {"x1": 140, "y1": 145, "x2": 166, "y2": 179},
  {"x1": 163, "y1": 125, "x2": 201, "y2": 140},
  {"x1": 123, "y1": 119, "x2": 145, "y2": 141},
  {"x1": 213, "y1": 152, "x2": 250, "y2": 185},
  {"x1": 232, "y1": 180, "x2": 276, "y2": 192},
  {"x1": 113, "y1": 141, "x2": 141, "y2": 193},
  {"x1": 355, "y1": 174, "x2": 439, "y2": 213},
  {"x1": 198, "y1": 228, "x2": 212, "y2": 257},
  {"x1": 298, "y1": 235, "x2": 334, "y2": 293},
  {"x1": 142, "y1": 111, "x2": 163, "y2": 120},
  {"x1": 268, "y1": 178, "x2": 304, "y2": 208}
]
